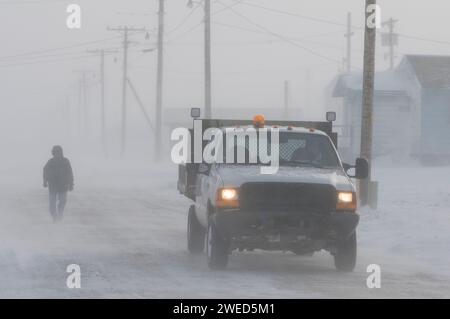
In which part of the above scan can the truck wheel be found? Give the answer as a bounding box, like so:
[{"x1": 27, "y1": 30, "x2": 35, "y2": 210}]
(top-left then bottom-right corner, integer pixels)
[
  {"x1": 334, "y1": 232, "x2": 357, "y2": 272},
  {"x1": 206, "y1": 221, "x2": 230, "y2": 270},
  {"x1": 187, "y1": 205, "x2": 205, "y2": 253}
]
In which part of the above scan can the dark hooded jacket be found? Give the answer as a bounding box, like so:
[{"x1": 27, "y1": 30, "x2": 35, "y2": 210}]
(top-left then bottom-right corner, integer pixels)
[{"x1": 43, "y1": 156, "x2": 74, "y2": 192}]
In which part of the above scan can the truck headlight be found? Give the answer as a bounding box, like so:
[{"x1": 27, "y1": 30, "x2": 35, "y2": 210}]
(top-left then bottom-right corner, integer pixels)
[
  {"x1": 216, "y1": 188, "x2": 239, "y2": 208},
  {"x1": 336, "y1": 191, "x2": 357, "y2": 211}
]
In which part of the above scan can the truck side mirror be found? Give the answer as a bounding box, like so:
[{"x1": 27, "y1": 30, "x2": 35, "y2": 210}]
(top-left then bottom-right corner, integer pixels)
[
  {"x1": 344, "y1": 158, "x2": 369, "y2": 179},
  {"x1": 198, "y1": 163, "x2": 210, "y2": 175},
  {"x1": 354, "y1": 158, "x2": 369, "y2": 179}
]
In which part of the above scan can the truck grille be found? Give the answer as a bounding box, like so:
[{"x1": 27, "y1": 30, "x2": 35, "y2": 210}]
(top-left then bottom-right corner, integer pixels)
[{"x1": 239, "y1": 182, "x2": 336, "y2": 213}]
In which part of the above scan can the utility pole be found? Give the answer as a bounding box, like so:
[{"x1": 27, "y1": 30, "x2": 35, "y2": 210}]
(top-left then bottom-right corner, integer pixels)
[
  {"x1": 284, "y1": 80, "x2": 290, "y2": 119},
  {"x1": 119, "y1": 27, "x2": 129, "y2": 157},
  {"x1": 359, "y1": 0, "x2": 377, "y2": 206},
  {"x1": 304, "y1": 69, "x2": 311, "y2": 116},
  {"x1": 204, "y1": 0, "x2": 212, "y2": 119},
  {"x1": 155, "y1": 0, "x2": 165, "y2": 161},
  {"x1": 127, "y1": 78, "x2": 155, "y2": 132},
  {"x1": 73, "y1": 70, "x2": 95, "y2": 137},
  {"x1": 108, "y1": 26, "x2": 147, "y2": 156},
  {"x1": 82, "y1": 72, "x2": 88, "y2": 135},
  {"x1": 344, "y1": 12, "x2": 354, "y2": 73},
  {"x1": 77, "y1": 77, "x2": 82, "y2": 136},
  {"x1": 63, "y1": 96, "x2": 70, "y2": 138},
  {"x1": 87, "y1": 48, "x2": 118, "y2": 155},
  {"x1": 382, "y1": 18, "x2": 399, "y2": 70}
]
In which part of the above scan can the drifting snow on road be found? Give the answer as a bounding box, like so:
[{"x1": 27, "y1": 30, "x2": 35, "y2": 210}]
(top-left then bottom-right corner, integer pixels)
[{"x1": 0, "y1": 158, "x2": 449, "y2": 298}]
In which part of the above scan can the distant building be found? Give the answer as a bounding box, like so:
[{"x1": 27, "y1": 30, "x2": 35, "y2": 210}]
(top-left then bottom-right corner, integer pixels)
[
  {"x1": 330, "y1": 54, "x2": 450, "y2": 164},
  {"x1": 398, "y1": 55, "x2": 450, "y2": 164}
]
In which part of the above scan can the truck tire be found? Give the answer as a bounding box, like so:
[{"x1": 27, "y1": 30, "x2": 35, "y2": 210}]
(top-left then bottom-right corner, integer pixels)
[
  {"x1": 187, "y1": 205, "x2": 205, "y2": 253},
  {"x1": 334, "y1": 232, "x2": 357, "y2": 272},
  {"x1": 206, "y1": 220, "x2": 230, "y2": 270}
]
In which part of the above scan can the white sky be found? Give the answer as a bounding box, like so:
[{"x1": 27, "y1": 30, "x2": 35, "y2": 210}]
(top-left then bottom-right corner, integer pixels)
[{"x1": 1, "y1": 0, "x2": 450, "y2": 155}]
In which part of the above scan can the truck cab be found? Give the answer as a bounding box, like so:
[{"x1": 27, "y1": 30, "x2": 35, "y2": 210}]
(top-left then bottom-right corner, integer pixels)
[{"x1": 178, "y1": 111, "x2": 368, "y2": 271}]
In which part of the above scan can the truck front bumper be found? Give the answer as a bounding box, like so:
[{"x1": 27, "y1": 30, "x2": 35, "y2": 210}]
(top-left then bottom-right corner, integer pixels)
[{"x1": 211, "y1": 209, "x2": 359, "y2": 243}]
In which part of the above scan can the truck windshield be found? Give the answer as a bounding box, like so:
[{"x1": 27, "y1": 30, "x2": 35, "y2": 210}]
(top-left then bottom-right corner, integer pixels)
[
  {"x1": 276, "y1": 132, "x2": 340, "y2": 168},
  {"x1": 222, "y1": 132, "x2": 340, "y2": 168}
]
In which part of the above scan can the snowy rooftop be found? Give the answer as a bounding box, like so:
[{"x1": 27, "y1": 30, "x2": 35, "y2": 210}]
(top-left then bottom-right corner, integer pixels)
[
  {"x1": 403, "y1": 54, "x2": 450, "y2": 89},
  {"x1": 332, "y1": 54, "x2": 450, "y2": 97},
  {"x1": 332, "y1": 69, "x2": 408, "y2": 97}
]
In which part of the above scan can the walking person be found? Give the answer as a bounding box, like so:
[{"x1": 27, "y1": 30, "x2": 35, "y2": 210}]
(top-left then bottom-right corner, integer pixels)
[{"x1": 43, "y1": 146, "x2": 74, "y2": 222}]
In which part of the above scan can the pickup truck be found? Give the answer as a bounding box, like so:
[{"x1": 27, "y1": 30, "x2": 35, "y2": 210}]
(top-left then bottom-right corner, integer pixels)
[{"x1": 177, "y1": 112, "x2": 368, "y2": 271}]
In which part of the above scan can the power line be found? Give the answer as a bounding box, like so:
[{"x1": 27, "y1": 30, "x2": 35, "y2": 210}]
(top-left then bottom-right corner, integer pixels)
[
  {"x1": 0, "y1": 0, "x2": 67, "y2": 4},
  {"x1": 212, "y1": 0, "x2": 245, "y2": 16},
  {"x1": 166, "y1": 1, "x2": 202, "y2": 36},
  {"x1": 0, "y1": 54, "x2": 109, "y2": 68},
  {"x1": 165, "y1": 0, "x2": 244, "y2": 43},
  {"x1": 165, "y1": 20, "x2": 203, "y2": 44},
  {"x1": 222, "y1": 4, "x2": 341, "y2": 64},
  {"x1": 239, "y1": 0, "x2": 347, "y2": 27},
  {"x1": 0, "y1": 50, "x2": 93, "y2": 62},
  {"x1": 0, "y1": 36, "x2": 122, "y2": 61},
  {"x1": 238, "y1": 0, "x2": 450, "y2": 47},
  {"x1": 0, "y1": 47, "x2": 150, "y2": 67},
  {"x1": 213, "y1": 21, "x2": 344, "y2": 49},
  {"x1": 0, "y1": 47, "x2": 120, "y2": 63}
]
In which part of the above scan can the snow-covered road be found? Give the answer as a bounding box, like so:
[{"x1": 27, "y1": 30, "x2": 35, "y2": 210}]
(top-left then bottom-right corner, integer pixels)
[{"x1": 0, "y1": 159, "x2": 449, "y2": 298}]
